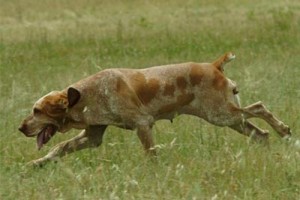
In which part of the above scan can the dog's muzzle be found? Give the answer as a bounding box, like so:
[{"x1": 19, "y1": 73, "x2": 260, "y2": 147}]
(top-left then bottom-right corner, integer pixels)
[
  {"x1": 18, "y1": 123, "x2": 58, "y2": 150},
  {"x1": 18, "y1": 124, "x2": 34, "y2": 137}
]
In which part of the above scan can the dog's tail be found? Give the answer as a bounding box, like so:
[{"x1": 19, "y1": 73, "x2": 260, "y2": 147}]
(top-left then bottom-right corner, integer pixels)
[{"x1": 213, "y1": 52, "x2": 235, "y2": 72}]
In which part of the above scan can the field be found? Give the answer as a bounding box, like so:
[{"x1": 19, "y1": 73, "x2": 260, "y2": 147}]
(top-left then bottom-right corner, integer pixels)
[{"x1": 1, "y1": 0, "x2": 300, "y2": 199}]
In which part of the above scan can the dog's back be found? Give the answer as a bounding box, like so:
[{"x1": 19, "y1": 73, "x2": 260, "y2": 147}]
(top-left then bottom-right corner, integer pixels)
[{"x1": 66, "y1": 61, "x2": 237, "y2": 128}]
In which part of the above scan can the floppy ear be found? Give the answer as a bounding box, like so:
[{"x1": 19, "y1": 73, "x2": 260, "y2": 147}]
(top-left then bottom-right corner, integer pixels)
[{"x1": 67, "y1": 87, "x2": 81, "y2": 108}]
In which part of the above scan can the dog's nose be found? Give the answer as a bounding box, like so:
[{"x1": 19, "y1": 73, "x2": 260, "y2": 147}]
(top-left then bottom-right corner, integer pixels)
[{"x1": 18, "y1": 124, "x2": 27, "y2": 133}]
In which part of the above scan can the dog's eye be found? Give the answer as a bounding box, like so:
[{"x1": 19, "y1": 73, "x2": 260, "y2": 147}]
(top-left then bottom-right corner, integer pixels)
[
  {"x1": 33, "y1": 108, "x2": 42, "y2": 115},
  {"x1": 233, "y1": 88, "x2": 239, "y2": 95}
]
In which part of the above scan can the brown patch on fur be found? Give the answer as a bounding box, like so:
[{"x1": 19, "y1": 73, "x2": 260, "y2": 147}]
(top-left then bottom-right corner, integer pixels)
[
  {"x1": 130, "y1": 73, "x2": 160, "y2": 105},
  {"x1": 158, "y1": 93, "x2": 195, "y2": 114},
  {"x1": 213, "y1": 69, "x2": 227, "y2": 90},
  {"x1": 116, "y1": 78, "x2": 141, "y2": 107},
  {"x1": 177, "y1": 93, "x2": 195, "y2": 105},
  {"x1": 116, "y1": 78, "x2": 123, "y2": 92},
  {"x1": 176, "y1": 76, "x2": 188, "y2": 91},
  {"x1": 41, "y1": 93, "x2": 68, "y2": 119},
  {"x1": 189, "y1": 64, "x2": 204, "y2": 86},
  {"x1": 163, "y1": 83, "x2": 175, "y2": 96}
]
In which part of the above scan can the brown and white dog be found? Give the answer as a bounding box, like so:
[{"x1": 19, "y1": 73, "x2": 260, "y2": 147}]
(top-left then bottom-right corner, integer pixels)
[{"x1": 19, "y1": 52, "x2": 291, "y2": 166}]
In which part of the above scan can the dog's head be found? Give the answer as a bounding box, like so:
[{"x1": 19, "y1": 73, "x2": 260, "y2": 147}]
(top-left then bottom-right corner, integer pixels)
[{"x1": 18, "y1": 88, "x2": 80, "y2": 150}]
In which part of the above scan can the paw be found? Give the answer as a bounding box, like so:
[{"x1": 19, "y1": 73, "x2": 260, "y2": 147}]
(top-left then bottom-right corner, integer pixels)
[
  {"x1": 26, "y1": 157, "x2": 55, "y2": 168},
  {"x1": 279, "y1": 124, "x2": 292, "y2": 138},
  {"x1": 285, "y1": 126, "x2": 292, "y2": 137},
  {"x1": 294, "y1": 140, "x2": 300, "y2": 150},
  {"x1": 250, "y1": 129, "x2": 269, "y2": 145},
  {"x1": 26, "y1": 159, "x2": 46, "y2": 168}
]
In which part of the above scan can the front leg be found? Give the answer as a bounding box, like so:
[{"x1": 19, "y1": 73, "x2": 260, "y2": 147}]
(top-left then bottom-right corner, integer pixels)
[
  {"x1": 136, "y1": 124, "x2": 157, "y2": 156},
  {"x1": 28, "y1": 125, "x2": 107, "y2": 167}
]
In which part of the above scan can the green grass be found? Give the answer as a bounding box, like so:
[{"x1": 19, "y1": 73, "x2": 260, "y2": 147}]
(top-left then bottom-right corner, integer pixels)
[{"x1": 1, "y1": 0, "x2": 300, "y2": 199}]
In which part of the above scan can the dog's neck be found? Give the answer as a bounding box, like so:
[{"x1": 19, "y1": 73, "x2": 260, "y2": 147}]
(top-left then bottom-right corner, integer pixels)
[{"x1": 59, "y1": 113, "x2": 87, "y2": 133}]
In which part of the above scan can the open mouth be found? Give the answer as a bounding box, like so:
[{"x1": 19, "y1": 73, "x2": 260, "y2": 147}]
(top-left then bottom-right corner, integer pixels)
[{"x1": 37, "y1": 124, "x2": 57, "y2": 150}]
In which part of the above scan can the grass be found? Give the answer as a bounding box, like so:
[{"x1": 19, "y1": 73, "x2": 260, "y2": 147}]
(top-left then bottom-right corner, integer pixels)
[{"x1": 1, "y1": 0, "x2": 300, "y2": 199}]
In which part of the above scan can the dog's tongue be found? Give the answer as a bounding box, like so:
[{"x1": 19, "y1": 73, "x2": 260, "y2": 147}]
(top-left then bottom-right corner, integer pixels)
[
  {"x1": 37, "y1": 131, "x2": 45, "y2": 150},
  {"x1": 37, "y1": 125, "x2": 56, "y2": 150}
]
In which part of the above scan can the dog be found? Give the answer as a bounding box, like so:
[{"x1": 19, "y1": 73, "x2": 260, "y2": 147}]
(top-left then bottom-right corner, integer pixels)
[{"x1": 19, "y1": 52, "x2": 291, "y2": 166}]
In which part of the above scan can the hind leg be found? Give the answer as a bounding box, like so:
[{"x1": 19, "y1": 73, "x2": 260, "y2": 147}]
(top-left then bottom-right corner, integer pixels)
[
  {"x1": 242, "y1": 102, "x2": 291, "y2": 138},
  {"x1": 230, "y1": 121, "x2": 269, "y2": 143}
]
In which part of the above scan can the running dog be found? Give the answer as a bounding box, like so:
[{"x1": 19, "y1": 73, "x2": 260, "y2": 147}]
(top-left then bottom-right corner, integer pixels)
[{"x1": 19, "y1": 52, "x2": 291, "y2": 166}]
